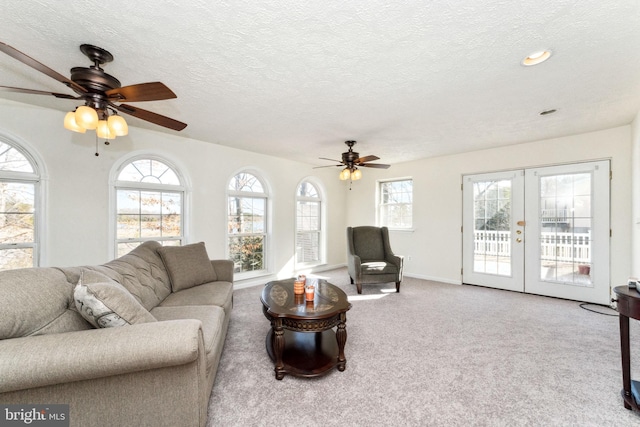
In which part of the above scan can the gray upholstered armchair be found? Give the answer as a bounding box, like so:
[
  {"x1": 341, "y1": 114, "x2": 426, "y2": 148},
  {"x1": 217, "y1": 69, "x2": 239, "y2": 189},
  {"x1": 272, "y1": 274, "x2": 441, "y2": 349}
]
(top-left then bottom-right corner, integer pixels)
[{"x1": 346, "y1": 226, "x2": 404, "y2": 294}]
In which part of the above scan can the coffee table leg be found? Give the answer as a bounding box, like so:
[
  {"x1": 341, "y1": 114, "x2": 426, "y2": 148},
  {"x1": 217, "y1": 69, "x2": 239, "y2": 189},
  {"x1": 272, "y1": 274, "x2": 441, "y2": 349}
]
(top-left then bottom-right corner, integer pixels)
[
  {"x1": 336, "y1": 312, "x2": 347, "y2": 371},
  {"x1": 272, "y1": 319, "x2": 286, "y2": 380}
]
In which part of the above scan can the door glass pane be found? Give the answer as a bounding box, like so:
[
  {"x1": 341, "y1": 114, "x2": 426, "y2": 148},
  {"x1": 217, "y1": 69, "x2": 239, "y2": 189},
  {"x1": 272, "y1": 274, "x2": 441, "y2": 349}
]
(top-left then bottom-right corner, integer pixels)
[
  {"x1": 473, "y1": 179, "x2": 512, "y2": 276},
  {"x1": 539, "y1": 173, "x2": 592, "y2": 286}
]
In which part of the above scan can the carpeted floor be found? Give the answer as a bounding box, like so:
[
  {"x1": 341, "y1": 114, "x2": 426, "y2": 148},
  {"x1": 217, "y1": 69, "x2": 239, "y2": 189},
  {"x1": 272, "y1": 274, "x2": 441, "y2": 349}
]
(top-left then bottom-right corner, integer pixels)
[{"x1": 206, "y1": 269, "x2": 640, "y2": 426}]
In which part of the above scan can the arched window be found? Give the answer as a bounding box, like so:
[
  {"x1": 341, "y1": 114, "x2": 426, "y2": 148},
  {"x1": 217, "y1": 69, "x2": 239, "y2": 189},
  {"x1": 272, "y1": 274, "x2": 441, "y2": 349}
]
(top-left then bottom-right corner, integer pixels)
[
  {"x1": 227, "y1": 171, "x2": 268, "y2": 276},
  {"x1": 113, "y1": 156, "x2": 185, "y2": 257},
  {"x1": 0, "y1": 138, "x2": 40, "y2": 270},
  {"x1": 296, "y1": 180, "x2": 323, "y2": 266}
]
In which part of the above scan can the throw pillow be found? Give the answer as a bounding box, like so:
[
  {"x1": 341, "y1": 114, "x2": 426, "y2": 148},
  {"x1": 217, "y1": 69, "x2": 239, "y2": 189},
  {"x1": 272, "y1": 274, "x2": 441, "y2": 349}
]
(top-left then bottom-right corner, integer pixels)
[
  {"x1": 157, "y1": 242, "x2": 217, "y2": 292},
  {"x1": 74, "y1": 281, "x2": 157, "y2": 328}
]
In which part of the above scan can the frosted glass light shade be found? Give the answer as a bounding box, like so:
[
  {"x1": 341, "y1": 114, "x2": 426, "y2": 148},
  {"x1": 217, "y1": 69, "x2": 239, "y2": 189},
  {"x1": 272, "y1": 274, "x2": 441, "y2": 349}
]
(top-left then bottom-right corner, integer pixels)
[
  {"x1": 352, "y1": 169, "x2": 362, "y2": 180},
  {"x1": 96, "y1": 120, "x2": 114, "y2": 139},
  {"x1": 339, "y1": 168, "x2": 351, "y2": 180},
  {"x1": 63, "y1": 111, "x2": 86, "y2": 133},
  {"x1": 75, "y1": 106, "x2": 99, "y2": 130},
  {"x1": 107, "y1": 115, "x2": 128, "y2": 136}
]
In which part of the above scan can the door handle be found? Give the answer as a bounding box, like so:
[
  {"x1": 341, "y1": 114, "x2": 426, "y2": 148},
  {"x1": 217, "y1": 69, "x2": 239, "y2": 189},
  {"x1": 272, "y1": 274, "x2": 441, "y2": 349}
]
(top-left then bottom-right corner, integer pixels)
[{"x1": 517, "y1": 220, "x2": 526, "y2": 226}]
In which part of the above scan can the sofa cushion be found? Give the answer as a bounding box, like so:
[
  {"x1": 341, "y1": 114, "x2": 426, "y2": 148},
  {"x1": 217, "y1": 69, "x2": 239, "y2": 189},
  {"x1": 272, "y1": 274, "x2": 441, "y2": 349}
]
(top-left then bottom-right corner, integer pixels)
[
  {"x1": 97, "y1": 241, "x2": 173, "y2": 311},
  {"x1": 0, "y1": 268, "x2": 91, "y2": 339},
  {"x1": 159, "y1": 282, "x2": 234, "y2": 316},
  {"x1": 74, "y1": 280, "x2": 157, "y2": 328},
  {"x1": 157, "y1": 242, "x2": 217, "y2": 292}
]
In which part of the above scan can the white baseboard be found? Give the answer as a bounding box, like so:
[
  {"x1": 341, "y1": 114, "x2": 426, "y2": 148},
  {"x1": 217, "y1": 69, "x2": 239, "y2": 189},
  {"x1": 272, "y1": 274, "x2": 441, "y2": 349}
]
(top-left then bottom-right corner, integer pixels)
[
  {"x1": 403, "y1": 272, "x2": 461, "y2": 285},
  {"x1": 233, "y1": 265, "x2": 460, "y2": 289},
  {"x1": 233, "y1": 263, "x2": 347, "y2": 290}
]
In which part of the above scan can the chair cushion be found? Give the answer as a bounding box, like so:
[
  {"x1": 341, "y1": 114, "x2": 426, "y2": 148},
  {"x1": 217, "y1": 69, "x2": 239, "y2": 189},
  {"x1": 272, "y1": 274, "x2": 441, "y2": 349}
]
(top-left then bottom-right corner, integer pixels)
[
  {"x1": 157, "y1": 242, "x2": 217, "y2": 292},
  {"x1": 361, "y1": 261, "x2": 398, "y2": 275},
  {"x1": 352, "y1": 227, "x2": 385, "y2": 261}
]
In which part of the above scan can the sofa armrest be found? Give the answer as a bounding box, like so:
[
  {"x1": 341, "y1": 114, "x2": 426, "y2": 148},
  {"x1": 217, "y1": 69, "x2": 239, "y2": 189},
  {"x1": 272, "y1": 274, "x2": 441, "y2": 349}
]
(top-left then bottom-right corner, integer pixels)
[
  {"x1": 211, "y1": 259, "x2": 234, "y2": 283},
  {"x1": 0, "y1": 319, "x2": 203, "y2": 394}
]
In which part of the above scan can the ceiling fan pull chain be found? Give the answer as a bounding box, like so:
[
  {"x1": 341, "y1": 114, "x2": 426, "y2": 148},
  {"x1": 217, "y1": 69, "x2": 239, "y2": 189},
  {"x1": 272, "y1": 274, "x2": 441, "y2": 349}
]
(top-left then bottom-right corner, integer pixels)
[{"x1": 94, "y1": 134, "x2": 99, "y2": 156}]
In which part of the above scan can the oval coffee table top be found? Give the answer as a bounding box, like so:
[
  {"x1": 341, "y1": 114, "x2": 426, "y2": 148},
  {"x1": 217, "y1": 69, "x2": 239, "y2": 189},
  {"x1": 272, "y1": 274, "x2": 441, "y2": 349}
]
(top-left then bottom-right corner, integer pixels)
[{"x1": 261, "y1": 278, "x2": 351, "y2": 320}]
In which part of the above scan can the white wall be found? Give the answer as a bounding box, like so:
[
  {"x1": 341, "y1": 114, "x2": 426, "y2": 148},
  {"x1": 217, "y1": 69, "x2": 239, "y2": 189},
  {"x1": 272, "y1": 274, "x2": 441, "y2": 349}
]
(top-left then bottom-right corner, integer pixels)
[
  {"x1": 0, "y1": 100, "x2": 348, "y2": 285},
  {"x1": 2, "y1": 99, "x2": 634, "y2": 290},
  {"x1": 632, "y1": 111, "x2": 640, "y2": 277},
  {"x1": 347, "y1": 125, "x2": 632, "y2": 288}
]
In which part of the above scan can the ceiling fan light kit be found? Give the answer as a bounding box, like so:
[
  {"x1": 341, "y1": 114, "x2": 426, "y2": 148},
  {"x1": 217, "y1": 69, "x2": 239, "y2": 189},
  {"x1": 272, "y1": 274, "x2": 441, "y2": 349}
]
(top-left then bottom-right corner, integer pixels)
[
  {"x1": 63, "y1": 110, "x2": 86, "y2": 133},
  {"x1": 73, "y1": 105, "x2": 99, "y2": 130},
  {"x1": 339, "y1": 167, "x2": 353, "y2": 181},
  {"x1": 96, "y1": 119, "x2": 115, "y2": 140},
  {"x1": 317, "y1": 140, "x2": 390, "y2": 186},
  {"x1": 0, "y1": 41, "x2": 187, "y2": 155}
]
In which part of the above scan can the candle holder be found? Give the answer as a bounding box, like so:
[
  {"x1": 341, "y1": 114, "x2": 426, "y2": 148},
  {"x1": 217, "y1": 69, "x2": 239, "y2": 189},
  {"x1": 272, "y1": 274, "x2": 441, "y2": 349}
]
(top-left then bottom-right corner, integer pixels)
[
  {"x1": 293, "y1": 280, "x2": 305, "y2": 295},
  {"x1": 305, "y1": 284, "x2": 315, "y2": 302}
]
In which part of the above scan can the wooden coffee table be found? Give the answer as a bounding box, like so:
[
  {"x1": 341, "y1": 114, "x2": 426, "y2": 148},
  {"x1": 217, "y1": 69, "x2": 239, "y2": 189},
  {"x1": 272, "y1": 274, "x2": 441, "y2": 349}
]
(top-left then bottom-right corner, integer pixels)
[{"x1": 261, "y1": 278, "x2": 352, "y2": 380}]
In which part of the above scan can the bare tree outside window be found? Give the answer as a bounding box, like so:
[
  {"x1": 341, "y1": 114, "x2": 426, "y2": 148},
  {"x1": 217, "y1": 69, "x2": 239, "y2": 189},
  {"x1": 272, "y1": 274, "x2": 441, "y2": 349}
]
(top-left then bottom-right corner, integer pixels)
[
  {"x1": 228, "y1": 172, "x2": 267, "y2": 274},
  {"x1": 296, "y1": 181, "x2": 321, "y2": 265},
  {"x1": 115, "y1": 158, "x2": 183, "y2": 256},
  {"x1": 379, "y1": 179, "x2": 413, "y2": 229},
  {"x1": 0, "y1": 140, "x2": 39, "y2": 270}
]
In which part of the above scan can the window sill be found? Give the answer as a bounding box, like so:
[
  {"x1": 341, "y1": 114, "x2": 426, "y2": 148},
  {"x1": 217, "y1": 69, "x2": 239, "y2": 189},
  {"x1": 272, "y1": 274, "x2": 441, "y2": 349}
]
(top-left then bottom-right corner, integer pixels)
[{"x1": 387, "y1": 228, "x2": 415, "y2": 233}]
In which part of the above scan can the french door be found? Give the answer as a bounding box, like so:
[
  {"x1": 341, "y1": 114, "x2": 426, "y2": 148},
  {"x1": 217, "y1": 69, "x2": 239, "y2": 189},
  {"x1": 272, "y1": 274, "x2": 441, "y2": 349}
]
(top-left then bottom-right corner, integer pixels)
[{"x1": 462, "y1": 161, "x2": 610, "y2": 304}]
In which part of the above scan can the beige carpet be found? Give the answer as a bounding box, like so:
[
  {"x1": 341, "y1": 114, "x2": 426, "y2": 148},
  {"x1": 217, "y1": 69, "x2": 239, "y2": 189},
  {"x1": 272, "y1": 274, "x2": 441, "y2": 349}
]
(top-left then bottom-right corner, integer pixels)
[{"x1": 207, "y1": 269, "x2": 640, "y2": 426}]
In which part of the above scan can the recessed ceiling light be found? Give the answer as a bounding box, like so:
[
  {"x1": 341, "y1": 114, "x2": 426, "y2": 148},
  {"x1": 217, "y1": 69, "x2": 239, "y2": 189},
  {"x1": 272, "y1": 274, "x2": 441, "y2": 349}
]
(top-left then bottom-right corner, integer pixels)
[
  {"x1": 539, "y1": 109, "x2": 557, "y2": 116},
  {"x1": 522, "y1": 50, "x2": 552, "y2": 66}
]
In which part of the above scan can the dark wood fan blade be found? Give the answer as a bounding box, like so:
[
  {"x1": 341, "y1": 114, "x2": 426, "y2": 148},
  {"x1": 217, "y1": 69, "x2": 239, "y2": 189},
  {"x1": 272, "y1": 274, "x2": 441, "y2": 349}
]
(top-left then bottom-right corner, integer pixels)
[
  {"x1": 0, "y1": 41, "x2": 86, "y2": 94},
  {"x1": 356, "y1": 155, "x2": 379, "y2": 163},
  {"x1": 106, "y1": 82, "x2": 177, "y2": 102},
  {"x1": 361, "y1": 163, "x2": 390, "y2": 169},
  {"x1": 0, "y1": 85, "x2": 79, "y2": 99},
  {"x1": 319, "y1": 157, "x2": 343, "y2": 163},
  {"x1": 113, "y1": 103, "x2": 187, "y2": 131},
  {"x1": 313, "y1": 164, "x2": 343, "y2": 169}
]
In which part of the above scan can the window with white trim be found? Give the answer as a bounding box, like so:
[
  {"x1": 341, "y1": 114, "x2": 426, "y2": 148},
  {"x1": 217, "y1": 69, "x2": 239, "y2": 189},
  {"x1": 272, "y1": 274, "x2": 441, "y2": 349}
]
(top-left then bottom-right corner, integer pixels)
[
  {"x1": 378, "y1": 178, "x2": 413, "y2": 229},
  {"x1": 0, "y1": 139, "x2": 40, "y2": 270},
  {"x1": 296, "y1": 180, "x2": 322, "y2": 266},
  {"x1": 114, "y1": 157, "x2": 184, "y2": 257},
  {"x1": 227, "y1": 171, "x2": 268, "y2": 275}
]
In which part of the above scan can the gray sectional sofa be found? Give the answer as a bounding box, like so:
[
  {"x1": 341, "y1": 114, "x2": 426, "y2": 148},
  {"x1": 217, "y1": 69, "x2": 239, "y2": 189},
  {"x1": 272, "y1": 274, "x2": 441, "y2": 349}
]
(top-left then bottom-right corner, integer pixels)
[{"x1": 0, "y1": 240, "x2": 233, "y2": 427}]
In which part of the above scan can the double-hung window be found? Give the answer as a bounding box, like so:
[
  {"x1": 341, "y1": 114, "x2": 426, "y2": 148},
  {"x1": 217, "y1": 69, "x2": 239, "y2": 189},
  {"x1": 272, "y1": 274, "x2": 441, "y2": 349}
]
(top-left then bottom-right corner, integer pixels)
[
  {"x1": 378, "y1": 178, "x2": 413, "y2": 229},
  {"x1": 296, "y1": 180, "x2": 322, "y2": 266},
  {"x1": 114, "y1": 157, "x2": 185, "y2": 257},
  {"x1": 227, "y1": 171, "x2": 268, "y2": 276},
  {"x1": 0, "y1": 139, "x2": 40, "y2": 270}
]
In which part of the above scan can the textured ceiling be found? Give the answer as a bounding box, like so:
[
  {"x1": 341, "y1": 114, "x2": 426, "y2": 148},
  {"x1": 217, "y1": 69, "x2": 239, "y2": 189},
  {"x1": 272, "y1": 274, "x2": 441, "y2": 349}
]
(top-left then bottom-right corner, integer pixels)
[{"x1": 1, "y1": 1, "x2": 640, "y2": 166}]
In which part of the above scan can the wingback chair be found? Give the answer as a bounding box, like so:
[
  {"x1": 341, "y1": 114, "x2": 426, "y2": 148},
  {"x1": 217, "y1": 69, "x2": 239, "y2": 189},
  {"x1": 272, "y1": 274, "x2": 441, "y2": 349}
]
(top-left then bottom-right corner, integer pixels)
[{"x1": 346, "y1": 226, "x2": 404, "y2": 294}]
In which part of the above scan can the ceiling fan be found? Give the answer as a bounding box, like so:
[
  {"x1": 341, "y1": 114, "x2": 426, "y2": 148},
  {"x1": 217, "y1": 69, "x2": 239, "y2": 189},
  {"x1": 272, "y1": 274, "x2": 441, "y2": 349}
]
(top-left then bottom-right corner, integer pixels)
[
  {"x1": 316, "y1": 140, "x2": 390, "y2": 181},
  {"x1": 0, "y1": 41, "x2": 187, "y2": 137}
]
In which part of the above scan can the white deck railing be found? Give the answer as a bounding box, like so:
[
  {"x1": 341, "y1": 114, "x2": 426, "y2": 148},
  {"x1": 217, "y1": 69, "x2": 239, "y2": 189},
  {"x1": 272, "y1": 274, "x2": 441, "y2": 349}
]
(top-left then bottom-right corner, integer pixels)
[{"x1": 474, "y1": 230, "x2": 591, "y2": 263}]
